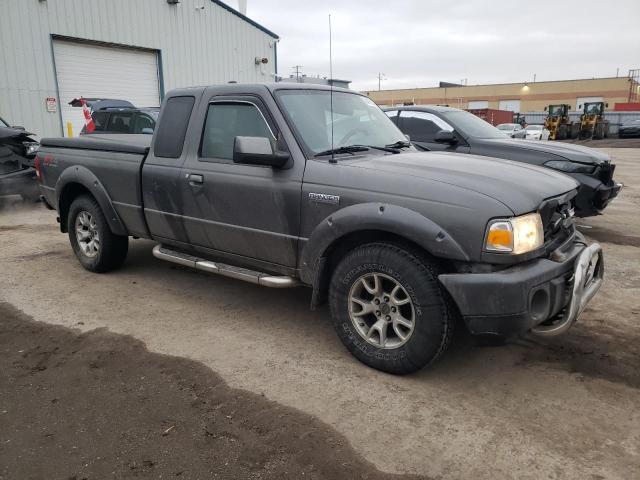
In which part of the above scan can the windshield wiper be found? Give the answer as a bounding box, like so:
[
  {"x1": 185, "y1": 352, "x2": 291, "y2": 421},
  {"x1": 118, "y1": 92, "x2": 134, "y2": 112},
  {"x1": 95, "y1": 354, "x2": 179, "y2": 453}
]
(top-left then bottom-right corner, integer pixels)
[
  {"x1": 314, "y1": 145, "x2": 370, "y2": 157},
  {"x1": 385, "y1": 140, "x2": 412, "y2": 149},
  {"x1": 315, "y1": 143, "x2": 403, "y2": 158}
]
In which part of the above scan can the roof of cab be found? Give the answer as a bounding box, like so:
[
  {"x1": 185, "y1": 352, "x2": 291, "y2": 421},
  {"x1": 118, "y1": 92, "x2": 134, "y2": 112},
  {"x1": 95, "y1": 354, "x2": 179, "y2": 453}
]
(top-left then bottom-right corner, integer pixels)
[{"x1": 165, "y1": 82, "x2": 359, "y2": 98}]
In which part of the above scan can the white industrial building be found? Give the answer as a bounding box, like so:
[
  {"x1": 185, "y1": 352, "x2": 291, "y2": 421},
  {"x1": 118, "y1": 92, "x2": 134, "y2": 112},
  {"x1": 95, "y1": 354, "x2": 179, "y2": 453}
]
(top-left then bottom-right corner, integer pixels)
[{"x1": 0, "y1": 0, "x2": 278, "y2": 137}]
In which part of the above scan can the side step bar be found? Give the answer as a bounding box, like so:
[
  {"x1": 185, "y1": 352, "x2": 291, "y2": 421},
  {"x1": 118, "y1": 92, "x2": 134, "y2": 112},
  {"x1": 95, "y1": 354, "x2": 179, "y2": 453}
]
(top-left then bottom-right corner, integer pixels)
[{"x1": 152, "y1": 245, "x2": 300, "y2": 289}]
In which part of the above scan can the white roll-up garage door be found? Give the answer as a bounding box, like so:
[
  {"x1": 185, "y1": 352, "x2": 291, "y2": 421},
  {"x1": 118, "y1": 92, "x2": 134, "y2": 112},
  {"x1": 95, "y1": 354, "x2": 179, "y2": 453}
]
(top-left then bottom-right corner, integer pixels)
[
  {"x1": 53, "y1": 39, "x2": 160, "y2": 137},
  {"x1": 499, "y1": 100, "x2": 521, "y2": 113}
]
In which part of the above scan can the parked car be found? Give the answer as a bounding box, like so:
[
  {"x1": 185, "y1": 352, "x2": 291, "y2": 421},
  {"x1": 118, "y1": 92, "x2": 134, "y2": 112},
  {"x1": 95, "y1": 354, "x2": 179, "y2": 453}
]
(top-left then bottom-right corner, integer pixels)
[
  {"x1": 69, "y1": 98, "x2": 159, "y2": 135},
  {"x1": 496, "y1": 123, "x2": 526, "y2": 138},
  {"x1": 0, "y1": 116, "x2": 40, "y2": 201},
  {"x1": 618, "y1": 119, "x2": 640, "y2": 138},
  {"x1": 37, "y1": 83, "x2": 603, "y2": 374},
  {"x1": 524, "y1": 124, "x2": 550, "y2": 140},
  {"x1": 385, "y1": 106, "x2": 621, "y2": 217}
]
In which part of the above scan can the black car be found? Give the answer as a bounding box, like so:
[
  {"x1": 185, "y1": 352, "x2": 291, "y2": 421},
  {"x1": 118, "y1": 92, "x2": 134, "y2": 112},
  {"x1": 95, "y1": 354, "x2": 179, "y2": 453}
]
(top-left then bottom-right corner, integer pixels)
[
  {"x1": 0, "y1": 116, "x2": 40, "y2": 201},
  {"x1": 618, "y1": 119, "x2": 640, "y2": 138},
  {"x1": 385, "y1": 106, "x2": 621, "y2": 217},
  {"x1": 71, "y1": 99, "x2": 159, "y2": 135}
]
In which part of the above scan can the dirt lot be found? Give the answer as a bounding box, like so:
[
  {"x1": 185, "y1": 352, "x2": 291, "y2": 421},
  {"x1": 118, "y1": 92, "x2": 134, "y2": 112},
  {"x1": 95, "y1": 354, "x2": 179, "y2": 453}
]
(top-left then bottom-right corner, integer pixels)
[
  {"x1": 559, "y1": 137, "x2": 640, "y2": 148},
  {"x1": 1, "y1": 148, "x2": 639, "y2": 479}
]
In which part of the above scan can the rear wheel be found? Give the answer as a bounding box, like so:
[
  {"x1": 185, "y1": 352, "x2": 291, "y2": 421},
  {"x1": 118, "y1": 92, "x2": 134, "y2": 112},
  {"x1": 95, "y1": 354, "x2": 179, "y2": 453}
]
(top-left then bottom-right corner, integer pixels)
[
  {"x1": 329, "y1": 242, "x2": 453, "y2": 374},
  {"x1": 67, "y1": 195, "x2": 128, "y2": 273}
]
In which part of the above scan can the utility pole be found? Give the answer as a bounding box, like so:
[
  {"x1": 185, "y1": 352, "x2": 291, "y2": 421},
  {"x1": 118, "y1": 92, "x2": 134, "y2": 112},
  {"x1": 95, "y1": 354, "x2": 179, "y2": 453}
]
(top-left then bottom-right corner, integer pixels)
[
  {"x1": 377, "y1": 72, "x2": 386, "y2": 91},
  {"x1": 292, "y1": 65, "x2": 303, "y2": 82}
]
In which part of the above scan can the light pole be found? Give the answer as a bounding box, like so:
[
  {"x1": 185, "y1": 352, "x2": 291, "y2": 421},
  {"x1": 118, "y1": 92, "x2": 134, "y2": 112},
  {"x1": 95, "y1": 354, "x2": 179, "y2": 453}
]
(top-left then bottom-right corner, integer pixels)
[{"x1": 378, "y1": 72, "x2": 387, "y2": 91}]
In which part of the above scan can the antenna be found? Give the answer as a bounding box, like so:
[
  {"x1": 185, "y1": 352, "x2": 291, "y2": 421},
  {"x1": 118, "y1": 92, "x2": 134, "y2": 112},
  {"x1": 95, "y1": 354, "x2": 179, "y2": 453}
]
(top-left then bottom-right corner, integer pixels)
[{"x1": 329, "y1": 14, "x2": 336, "y2": 164}]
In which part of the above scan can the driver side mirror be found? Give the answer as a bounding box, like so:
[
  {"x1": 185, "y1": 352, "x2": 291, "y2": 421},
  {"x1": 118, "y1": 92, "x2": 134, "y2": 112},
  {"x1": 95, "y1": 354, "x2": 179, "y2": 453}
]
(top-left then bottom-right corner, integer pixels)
[
  {"x1": 233, "y1": 136, "x2": 289, "y2": 168},
  {"x1": 434, "y1": 130, "x2": 457, "y2": 144},
  {"x1": 11, "y1": 125, "x2": 25, "y2": 131}
]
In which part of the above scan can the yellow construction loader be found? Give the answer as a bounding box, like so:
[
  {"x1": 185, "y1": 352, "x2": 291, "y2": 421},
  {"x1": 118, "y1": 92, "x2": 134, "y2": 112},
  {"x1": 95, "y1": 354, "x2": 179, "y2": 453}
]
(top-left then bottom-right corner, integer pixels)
[
  {"x1": 579, "y1": 102, "x2": 609, "y2": 140},
  {"x1": 544, "y1": 104, "x2": 578, "y2": 140}
]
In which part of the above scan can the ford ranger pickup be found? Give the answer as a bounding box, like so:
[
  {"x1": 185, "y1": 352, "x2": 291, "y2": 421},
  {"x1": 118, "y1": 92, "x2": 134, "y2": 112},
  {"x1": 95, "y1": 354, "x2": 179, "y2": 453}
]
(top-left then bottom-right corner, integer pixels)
[{"x1": 37, "y1": 83, "x2": 604, "y2": 374}]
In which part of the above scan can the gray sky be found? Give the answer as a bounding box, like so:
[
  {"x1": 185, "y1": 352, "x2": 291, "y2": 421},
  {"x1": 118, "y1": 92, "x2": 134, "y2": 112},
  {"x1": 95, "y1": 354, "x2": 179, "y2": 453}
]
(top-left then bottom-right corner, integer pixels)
[{"x1": 243, "y1": 0, "x2": 639, "y2": 91}]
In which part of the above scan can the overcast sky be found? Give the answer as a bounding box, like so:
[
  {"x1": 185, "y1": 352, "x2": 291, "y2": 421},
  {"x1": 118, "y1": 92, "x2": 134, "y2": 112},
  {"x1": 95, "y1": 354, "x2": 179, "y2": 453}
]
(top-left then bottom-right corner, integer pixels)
[{"x1": 243, "y1": 0, "x2": 639, "y2": 91}]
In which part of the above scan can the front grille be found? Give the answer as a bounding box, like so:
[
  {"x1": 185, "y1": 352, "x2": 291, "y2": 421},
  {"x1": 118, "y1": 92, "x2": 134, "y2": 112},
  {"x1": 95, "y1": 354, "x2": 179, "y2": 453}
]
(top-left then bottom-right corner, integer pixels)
[{"x1": 539, "y1": 196, "x2": 576, "y2": 250}]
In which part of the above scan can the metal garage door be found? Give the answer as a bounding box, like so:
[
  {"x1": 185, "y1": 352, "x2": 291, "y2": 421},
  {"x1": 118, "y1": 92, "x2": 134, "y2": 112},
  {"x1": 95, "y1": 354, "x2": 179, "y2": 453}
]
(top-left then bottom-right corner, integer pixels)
[
  {"x1": 53, "y1": 39, "x2": 160, "y2": 137},
  {"x1": 468, "y1": 100, "x2": 489, "y2": 109},
  {"x1": 499, "y1": 100, "x2": 521, "y2": 113}
]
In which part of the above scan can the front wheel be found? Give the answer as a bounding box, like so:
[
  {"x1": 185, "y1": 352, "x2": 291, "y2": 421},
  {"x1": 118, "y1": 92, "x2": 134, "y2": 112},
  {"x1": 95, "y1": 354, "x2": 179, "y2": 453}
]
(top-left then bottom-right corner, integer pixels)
[
  {"x1": 67, "y1": 195, "x2": 128, "y2": 273},
  {"x1": 329, "y1": 243, "x2": 453, "y2": 374}
]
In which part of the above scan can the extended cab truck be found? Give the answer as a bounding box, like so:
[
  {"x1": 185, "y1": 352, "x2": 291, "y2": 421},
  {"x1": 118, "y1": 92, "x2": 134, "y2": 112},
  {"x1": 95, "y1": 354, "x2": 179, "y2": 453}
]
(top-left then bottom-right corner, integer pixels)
[{"x1": 37, "y1": 84, "x2": 604, "y2": 374}]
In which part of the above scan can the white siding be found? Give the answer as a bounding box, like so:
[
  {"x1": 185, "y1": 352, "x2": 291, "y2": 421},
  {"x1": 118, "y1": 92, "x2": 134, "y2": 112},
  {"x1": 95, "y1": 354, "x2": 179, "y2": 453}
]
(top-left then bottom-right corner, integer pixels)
[{"x1": 0, "y1": 0, "x2": 277, "y2": 137}]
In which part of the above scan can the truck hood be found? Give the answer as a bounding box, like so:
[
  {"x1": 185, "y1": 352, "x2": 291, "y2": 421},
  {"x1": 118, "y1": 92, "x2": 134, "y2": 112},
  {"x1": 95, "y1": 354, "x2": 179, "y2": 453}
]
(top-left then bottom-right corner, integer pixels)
[
  {"x1": 346, "y1": 151, "x2": 579, "y2": 215},
  {"x1": 480, "y1": 137, "x2": 610, "y2": 165}
]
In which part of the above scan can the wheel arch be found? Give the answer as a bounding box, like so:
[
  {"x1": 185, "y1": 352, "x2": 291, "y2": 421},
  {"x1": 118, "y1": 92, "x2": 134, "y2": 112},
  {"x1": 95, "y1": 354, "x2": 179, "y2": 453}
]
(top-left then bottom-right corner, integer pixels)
[
  {"x1": 56, "y1": 165, "x2": 126, "y2": 235},
  {"x1": 301, "y1": 203, "x2": 469, "y2": 308}
]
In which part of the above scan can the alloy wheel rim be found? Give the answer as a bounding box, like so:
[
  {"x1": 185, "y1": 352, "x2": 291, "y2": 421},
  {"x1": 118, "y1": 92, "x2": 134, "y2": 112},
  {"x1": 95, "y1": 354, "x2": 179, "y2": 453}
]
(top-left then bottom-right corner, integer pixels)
[
  {"x1": 75, "y1": 211, "x2": 100, "y2": 258},
  {"x1": 348, "y1": 272, "x2": 415, "y2": 349}
]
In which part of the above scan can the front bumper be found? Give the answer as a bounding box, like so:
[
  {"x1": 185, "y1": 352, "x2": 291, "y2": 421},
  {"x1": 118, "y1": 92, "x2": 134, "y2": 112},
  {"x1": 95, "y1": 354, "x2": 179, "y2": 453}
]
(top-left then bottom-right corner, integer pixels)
[
  {"x1": 0, "y1": 167, "x2": 37, "y2": 197},
  {"x1": 439, "y1": 237, "x2": 604, "y2": 337},
  {"x1": 571, "y1": 169, "x2": 621, "y2": 217}
]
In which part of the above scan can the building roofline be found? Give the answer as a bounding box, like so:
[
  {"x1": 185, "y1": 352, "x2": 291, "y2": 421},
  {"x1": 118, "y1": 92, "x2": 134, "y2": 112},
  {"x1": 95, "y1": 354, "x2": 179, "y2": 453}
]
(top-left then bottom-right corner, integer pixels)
[
  {"x1": 210, "y1": 0, "x2": 279, "y2": 39},
  {"x1": 364, "y1": 76, "x2": 630, "y2": 94}
]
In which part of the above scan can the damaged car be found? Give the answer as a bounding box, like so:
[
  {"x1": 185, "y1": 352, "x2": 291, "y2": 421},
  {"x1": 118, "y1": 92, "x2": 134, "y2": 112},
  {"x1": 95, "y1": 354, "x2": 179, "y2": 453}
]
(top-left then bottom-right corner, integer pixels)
[
  {"x1": 0, "y1": 117, "x2": 40, "y2": 201},
  {"x1": 385, "y1": 106, "x2": 622, "y2": 217}
]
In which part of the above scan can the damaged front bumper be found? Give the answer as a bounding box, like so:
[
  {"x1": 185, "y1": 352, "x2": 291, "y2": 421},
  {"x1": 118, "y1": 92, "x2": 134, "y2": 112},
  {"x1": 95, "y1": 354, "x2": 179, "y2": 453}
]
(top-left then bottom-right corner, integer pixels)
[
  {"x1": 572, "y1": 164, "x2": 622, "y2": 217},
  {"x1": 438, "y1": 235, "x2": 604, "y2": 338}
]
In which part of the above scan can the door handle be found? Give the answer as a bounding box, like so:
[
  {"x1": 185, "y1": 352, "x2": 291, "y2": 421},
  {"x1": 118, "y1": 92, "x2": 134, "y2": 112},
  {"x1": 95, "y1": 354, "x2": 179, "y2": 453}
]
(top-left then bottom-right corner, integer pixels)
[{"x1": 186, "y1": 173, "x2": 204, "y2": 185}]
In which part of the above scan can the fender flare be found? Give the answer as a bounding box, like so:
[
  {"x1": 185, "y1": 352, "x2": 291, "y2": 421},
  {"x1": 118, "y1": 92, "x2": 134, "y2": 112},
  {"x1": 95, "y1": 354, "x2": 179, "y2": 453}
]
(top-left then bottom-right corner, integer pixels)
[
  {"x1": 299, "y1": 202, "x2": 469, "y2": 285},
  {"x1": 55, "y1": 165, "x2": 127, "y2": 236}
]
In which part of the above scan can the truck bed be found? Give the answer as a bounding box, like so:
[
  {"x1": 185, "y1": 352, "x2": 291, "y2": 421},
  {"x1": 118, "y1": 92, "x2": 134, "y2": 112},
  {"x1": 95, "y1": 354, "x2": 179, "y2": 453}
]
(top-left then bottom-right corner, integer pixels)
[{"x1": 39, "y1": 134, "x2": 151, "y2": 238}]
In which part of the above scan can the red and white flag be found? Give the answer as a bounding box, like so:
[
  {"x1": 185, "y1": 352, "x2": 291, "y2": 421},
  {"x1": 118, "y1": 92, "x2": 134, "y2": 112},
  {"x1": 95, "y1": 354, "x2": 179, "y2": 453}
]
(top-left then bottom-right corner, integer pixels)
[{"x1": 80, "y1": 97, "x2": 95, "y2": 133}]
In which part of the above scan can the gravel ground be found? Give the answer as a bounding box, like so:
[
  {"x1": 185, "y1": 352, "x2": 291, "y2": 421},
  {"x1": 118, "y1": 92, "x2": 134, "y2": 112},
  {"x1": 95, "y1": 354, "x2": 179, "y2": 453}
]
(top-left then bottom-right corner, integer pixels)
[
  {"x1": 559, "y1": 137, "x2": 640, "y2": 148},
  {"x1": 0, "y1": 148, "x2": 639, "y2": 479}
]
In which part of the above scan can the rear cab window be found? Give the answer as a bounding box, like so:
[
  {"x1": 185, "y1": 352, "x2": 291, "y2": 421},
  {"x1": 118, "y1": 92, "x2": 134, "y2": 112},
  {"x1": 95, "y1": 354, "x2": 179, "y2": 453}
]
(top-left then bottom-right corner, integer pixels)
[{"x1": 154, "y1": 96, "x2": 195, "y2": 158}]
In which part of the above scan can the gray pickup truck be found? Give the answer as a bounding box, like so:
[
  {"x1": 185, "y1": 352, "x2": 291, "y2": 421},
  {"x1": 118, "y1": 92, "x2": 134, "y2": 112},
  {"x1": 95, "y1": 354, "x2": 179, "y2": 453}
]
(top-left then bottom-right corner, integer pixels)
[{"x1": 37, "y1": 83, "x2": 604, "y2": 374}]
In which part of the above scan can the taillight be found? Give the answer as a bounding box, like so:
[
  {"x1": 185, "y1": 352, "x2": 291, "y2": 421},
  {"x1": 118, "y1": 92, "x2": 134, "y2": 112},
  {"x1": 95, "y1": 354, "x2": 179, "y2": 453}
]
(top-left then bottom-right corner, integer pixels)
[{"x1": 34, "y1": 156, "x2": 41, "y2": 181}]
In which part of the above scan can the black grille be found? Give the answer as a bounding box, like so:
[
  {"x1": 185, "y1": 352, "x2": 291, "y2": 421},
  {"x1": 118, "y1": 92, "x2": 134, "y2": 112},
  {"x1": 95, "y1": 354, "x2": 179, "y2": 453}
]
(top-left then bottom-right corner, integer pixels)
[{"x1": 539, "y1": 197, "x2": 575, "y2": 247}]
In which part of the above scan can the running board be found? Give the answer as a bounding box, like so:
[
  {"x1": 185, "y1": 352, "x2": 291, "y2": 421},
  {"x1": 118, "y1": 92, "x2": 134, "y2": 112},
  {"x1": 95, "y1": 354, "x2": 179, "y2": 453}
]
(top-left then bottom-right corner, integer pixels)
[{"x1": 152, "y1": 245, "x2": 300, "y2": 288}]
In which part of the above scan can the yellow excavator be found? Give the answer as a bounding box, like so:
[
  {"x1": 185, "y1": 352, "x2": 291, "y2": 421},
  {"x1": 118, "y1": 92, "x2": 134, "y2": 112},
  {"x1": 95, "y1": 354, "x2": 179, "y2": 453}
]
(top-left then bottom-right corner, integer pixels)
[
  {"x1": 579, "y1": 102, "x2": 609, "y2": 140},
  {"x1": 544, "y1": 104, "x2": 578, "y2": 140}
]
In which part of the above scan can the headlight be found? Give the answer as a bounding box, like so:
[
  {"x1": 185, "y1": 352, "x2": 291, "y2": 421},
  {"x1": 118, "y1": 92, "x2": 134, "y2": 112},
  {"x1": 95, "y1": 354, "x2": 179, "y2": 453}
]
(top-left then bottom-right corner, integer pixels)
[
  {"x1": 544, "y1": 160, "x2": 595, "y2": 174},
  {"x1": 23, "y1": 141, "x2": 40, "y2": 157},
  {"x1": 485, "y1": 212, "x2": 544, "y2": 254}
]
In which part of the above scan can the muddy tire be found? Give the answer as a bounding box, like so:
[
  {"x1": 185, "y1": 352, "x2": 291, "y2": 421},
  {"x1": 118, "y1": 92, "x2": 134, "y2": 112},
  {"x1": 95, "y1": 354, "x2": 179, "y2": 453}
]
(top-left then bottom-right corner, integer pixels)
[
  {"x1": 67, "y1": 195, "x2": 128, "y2": 273},
  {"x1": 329, "y1": 242, "x2": 453, "y2": 374},
  {"x1": 557, "y1": 124, "x2": 568, "y2": 140}
]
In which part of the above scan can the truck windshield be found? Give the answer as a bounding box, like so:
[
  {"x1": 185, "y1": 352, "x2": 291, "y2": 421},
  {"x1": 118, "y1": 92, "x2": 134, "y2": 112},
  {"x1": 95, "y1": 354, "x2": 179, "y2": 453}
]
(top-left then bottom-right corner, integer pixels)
[
  {"x1": 442, "y1": 111, "x2": 509, "y2": 139},
  {"x1": 276, "y1": 90, "x2": 406, "y2": 156}
]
